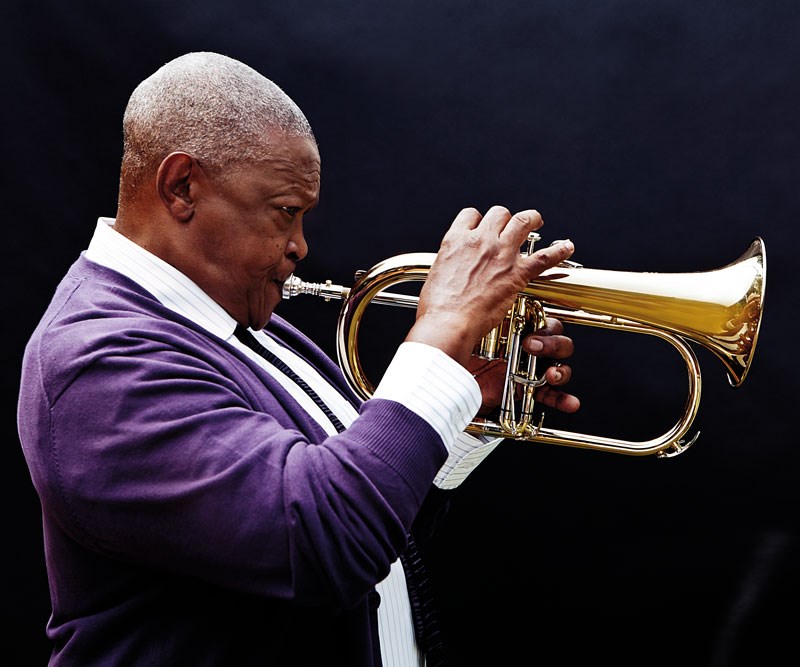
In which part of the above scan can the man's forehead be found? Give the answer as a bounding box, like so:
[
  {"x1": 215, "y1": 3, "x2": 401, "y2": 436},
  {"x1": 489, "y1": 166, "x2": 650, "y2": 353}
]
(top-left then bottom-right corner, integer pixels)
[
  {"x1": 261, "y1": 131, "x2": 319, "y2": 160},
  {"x1": 258, "y1": 135, "x2": 319, "y2": 173}
]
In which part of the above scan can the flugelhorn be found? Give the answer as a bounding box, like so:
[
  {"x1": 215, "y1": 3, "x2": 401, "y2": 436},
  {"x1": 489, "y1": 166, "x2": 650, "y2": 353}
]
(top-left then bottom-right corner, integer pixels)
[{"x1": 282, "y1": 234, "x2": 766, "y2": 458}]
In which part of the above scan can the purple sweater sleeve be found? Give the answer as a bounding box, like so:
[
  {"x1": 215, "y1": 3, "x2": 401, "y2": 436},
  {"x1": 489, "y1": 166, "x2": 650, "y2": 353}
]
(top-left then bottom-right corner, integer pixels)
[{"x1": 18, "y1": 260, "x2": 447, "y2": 611}]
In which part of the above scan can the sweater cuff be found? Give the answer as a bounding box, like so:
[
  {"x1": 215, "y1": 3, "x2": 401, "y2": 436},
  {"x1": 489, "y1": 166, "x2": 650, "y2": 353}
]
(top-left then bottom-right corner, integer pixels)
[{"x1": 373, "y1": 342, "x2": 481, "y2": 449}]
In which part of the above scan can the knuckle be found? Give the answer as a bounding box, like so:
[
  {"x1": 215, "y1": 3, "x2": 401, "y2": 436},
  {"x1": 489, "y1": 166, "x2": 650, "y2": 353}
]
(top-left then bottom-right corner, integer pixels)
[
  {"x1": 487, "y1": 204, "x2": 511, "y2": 219},
  {"x1": 513, "y1": 209, "x2": 542, "y2": 226},
  {"x1": 544, "y1": 317, "x2": 564, "y2": 334}
]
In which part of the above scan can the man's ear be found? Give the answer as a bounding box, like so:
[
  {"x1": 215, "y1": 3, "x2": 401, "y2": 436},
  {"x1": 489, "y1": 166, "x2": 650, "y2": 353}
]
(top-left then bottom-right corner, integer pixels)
[{"x1": 156, "y1": 152, "x2": 199, "y2": 222}]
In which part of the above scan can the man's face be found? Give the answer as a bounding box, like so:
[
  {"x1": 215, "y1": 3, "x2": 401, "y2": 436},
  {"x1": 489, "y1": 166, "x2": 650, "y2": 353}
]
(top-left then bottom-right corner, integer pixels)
[{"x1": 188, "y1": 135, "x2": 321, "y2": 329}]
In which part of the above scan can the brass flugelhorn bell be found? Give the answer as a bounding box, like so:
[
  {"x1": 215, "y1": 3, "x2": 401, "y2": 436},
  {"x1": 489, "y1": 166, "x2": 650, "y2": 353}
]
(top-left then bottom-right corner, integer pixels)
[{"x1": 282, "y1": 235, "x2": 766, "y2": 458}]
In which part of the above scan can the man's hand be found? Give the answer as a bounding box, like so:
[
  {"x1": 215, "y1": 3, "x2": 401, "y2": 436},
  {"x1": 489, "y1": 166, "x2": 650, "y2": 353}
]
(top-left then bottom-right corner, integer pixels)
[
  {"x1": 468, "y1": 316, "x2": 580, "y2": 416},
  {"x1": 406, "y1": 206, "x2": 575, "y2": 367}
]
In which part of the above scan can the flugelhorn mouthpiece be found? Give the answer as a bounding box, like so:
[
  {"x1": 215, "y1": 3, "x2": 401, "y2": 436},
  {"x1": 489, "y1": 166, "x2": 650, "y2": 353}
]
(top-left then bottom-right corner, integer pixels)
[{"x1": 282, "y1": 275, "x2": 349, "y2": 302}]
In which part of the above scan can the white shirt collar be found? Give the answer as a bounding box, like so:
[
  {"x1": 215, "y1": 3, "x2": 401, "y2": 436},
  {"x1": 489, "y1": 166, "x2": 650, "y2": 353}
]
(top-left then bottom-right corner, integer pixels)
[{"x1": 85, "y1": 217, "x2": 237, "y2": 341}]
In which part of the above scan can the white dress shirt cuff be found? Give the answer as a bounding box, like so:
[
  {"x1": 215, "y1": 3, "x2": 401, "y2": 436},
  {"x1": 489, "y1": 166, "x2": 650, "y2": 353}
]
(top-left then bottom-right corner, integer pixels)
[
  {"x1": 373, "y1": 342, "x2": 502, "y2": 489},
  {"x1": 433, "y1": 432, "x2": 502, "y2": 490}
]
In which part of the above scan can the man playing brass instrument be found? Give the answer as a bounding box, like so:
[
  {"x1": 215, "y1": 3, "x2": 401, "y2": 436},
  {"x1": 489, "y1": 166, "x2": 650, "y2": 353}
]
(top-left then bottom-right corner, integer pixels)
[{"x1": 17, "y1": 51, "x2": 579, "y2": 666}]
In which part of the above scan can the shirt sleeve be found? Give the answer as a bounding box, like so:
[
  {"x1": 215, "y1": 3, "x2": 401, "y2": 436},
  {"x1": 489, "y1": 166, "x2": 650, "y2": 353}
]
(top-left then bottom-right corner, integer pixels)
[{"x1": 373, "y1": 341, "x2": 503, "y2": 489}]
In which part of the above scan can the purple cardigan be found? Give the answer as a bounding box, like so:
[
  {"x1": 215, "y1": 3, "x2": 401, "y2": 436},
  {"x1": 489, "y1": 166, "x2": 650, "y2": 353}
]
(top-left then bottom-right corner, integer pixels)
[{"x1": 17, "y1": 255, "x2": 447, "y2": 666}]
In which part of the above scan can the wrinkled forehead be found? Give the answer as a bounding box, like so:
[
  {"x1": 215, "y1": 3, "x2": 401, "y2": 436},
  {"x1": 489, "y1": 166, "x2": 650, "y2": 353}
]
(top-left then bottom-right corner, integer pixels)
[
  {"x1": 215, "y1": 133, "x2": 321, "y2": 194},
  {"x1": 257, "y1": 132, "x2": 320, "y2": 175},
  {"x1": 226, "y1": 133, "x2": 321, "y2": 201}
]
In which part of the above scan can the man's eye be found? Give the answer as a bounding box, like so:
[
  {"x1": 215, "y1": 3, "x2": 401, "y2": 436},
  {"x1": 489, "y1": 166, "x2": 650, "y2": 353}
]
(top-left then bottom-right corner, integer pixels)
[{"x1": 280, "y1": 206, "x2": 301, "y2": 217}]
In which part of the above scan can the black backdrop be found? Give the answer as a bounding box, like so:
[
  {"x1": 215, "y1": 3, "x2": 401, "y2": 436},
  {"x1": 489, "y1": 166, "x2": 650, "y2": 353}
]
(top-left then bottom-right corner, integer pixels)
[{"x1": 2, "y1": 1, "x2": 797, "y2": 665}]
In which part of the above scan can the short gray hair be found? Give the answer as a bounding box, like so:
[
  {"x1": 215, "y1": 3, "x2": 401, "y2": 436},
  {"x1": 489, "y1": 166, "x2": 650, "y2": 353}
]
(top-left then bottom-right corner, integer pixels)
[{"x1": 120, "y1": 52, "x2": 315, "y2": 196}]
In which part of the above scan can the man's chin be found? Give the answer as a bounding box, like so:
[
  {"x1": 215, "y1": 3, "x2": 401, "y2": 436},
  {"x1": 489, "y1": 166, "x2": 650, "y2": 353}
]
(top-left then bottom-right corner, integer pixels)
[
  {"x1": 250, "y1": 307, "x2": 276, "y2": 330},
  {"x1": 249, "y1": 291, "x2": 281, "y2": 330}
]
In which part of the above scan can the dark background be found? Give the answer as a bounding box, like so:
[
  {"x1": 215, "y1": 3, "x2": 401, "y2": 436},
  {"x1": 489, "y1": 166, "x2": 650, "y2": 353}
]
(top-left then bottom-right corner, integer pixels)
[{"x1": 2, "y1": 1, "x2": 797, "y2": 665}]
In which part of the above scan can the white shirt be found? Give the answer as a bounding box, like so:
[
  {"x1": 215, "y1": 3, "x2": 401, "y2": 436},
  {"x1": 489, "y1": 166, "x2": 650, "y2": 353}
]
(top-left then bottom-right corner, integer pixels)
[{"x1": 86, "y1": 217, "x2": 501, "y2": 666}]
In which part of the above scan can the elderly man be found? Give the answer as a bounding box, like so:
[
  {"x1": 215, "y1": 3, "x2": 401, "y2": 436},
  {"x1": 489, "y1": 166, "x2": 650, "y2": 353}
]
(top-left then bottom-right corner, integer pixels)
[{"x1": 18, "y1": 52, "x2": 578, "y2": 666}]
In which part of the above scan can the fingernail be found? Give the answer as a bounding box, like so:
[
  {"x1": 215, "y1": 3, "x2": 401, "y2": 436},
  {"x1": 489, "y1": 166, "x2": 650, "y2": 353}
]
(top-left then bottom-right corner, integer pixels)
[{"x1": 527, "y1": 339, "x2": 543, "y2": 353}]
